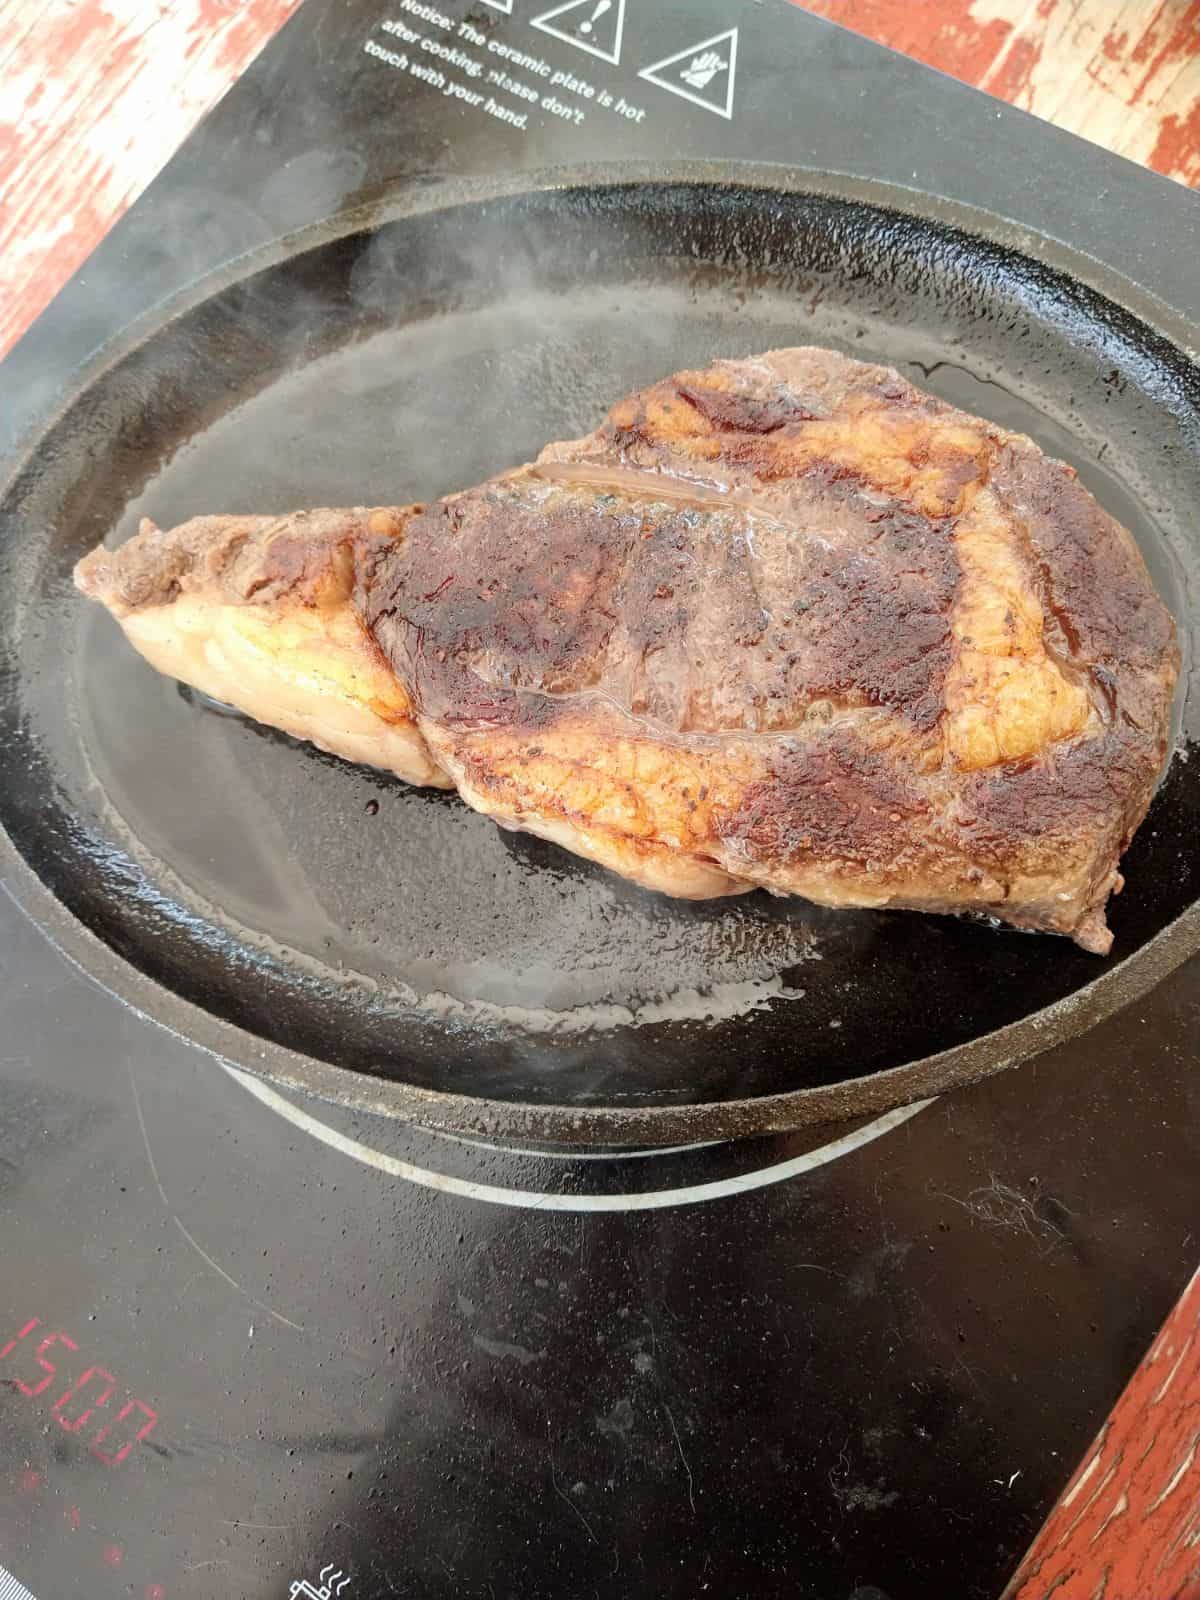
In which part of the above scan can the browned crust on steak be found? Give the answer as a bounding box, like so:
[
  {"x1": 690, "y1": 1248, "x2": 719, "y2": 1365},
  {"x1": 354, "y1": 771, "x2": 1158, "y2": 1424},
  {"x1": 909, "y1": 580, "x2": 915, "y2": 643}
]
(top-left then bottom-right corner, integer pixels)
[
  {"x1": 368, "y1": 467, "x2": 963, "y2": 736},
  {"x1": 74, "y1": 504, "x2": 458, "y2": 788},
  {"x1": 988, "y1": 442, "x2": 1176, "y2": 723},
  {"x1": 362, "y1": 347, "x2": 1178, "y2": 951},
  {"x1": 73, "y1": 349, "x2": 1178, "y2": 953},
  {"x1": 76, "y1": 507, "x2": 415, "y2": 617}
]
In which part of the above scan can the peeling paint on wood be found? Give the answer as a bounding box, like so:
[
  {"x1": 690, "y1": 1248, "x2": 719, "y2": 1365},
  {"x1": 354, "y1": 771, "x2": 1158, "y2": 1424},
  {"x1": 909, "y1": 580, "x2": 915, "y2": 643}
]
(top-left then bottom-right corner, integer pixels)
[
  {"x1": 1002, "y1": 1266, "x2": 1200, "y2": 1599},
  {"x1": 0, "y1": 0, "x2": 302, "y2": 360},
  {"x1": 796, "y1": 0, "x2": 1200, "y2": 185}
]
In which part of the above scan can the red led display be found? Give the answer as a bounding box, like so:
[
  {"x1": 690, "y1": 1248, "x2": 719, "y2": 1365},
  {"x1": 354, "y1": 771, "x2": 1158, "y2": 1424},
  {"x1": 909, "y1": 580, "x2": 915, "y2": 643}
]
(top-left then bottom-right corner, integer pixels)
[
  {"x1": 54, "y1": 1367, "x2": 117, "y2": 1432},
  {"x1": 0, "y1": 1317, "x2": 158, "y2": 1466}
]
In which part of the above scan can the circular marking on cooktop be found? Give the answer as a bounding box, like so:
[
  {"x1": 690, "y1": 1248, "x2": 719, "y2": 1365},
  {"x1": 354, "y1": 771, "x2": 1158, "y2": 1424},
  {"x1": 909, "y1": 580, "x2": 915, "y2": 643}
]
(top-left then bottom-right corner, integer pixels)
[
  {"x1": 221, "y1": 1064, "x2": 933, "y2": 1212},
  {"x1": 425, "y1": 1129, "x2": 725, "y2": 1161}
]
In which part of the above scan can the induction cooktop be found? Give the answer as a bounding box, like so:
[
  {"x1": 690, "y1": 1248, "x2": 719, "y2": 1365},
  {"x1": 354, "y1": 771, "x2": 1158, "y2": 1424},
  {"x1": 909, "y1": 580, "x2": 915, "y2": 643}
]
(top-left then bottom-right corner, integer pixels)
[{"x1": 2, "y1": 3, "x2": 1199, "y2": 1598}]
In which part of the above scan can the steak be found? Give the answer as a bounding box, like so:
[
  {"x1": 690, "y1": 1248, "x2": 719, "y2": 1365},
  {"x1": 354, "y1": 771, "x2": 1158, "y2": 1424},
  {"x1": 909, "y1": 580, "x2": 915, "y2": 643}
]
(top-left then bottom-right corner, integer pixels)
[{"x1": 76, "y1": 347, "x2": 1179, "y2": 952}]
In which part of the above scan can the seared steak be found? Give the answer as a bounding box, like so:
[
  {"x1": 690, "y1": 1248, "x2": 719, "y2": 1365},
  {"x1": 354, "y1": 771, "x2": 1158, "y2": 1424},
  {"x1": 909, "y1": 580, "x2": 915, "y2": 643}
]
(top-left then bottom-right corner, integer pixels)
[{"x1": 76, "y1": 347, "x2": 1179, "y2": 952}]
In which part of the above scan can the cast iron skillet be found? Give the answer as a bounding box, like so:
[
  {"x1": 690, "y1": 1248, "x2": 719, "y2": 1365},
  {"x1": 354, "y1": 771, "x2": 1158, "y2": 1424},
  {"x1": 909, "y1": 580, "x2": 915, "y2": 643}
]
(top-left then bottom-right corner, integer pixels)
[{"x1": 1, "y1": 166, "x2": 1197, "y2": 1145}]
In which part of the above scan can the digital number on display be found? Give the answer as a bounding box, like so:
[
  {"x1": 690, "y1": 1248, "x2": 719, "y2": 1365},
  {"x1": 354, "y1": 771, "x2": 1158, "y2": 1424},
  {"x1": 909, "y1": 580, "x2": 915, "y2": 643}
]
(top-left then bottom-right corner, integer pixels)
[{"x1": 1, "y1": 1318, "x2": 158, "y2": 1466}]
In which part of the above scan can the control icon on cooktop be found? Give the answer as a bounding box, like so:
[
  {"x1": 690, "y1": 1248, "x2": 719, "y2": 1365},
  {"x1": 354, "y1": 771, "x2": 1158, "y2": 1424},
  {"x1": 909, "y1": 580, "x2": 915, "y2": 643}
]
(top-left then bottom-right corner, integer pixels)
[
  {"x1": 639, "y1": 25, "x2": 739, "y2": 117},
  {"x1": 288, "y1": 1563, "x2": 350, "y2": 1599},
  {"x1": 531, "y1": 0, "x2": 627, "y2": 64}
]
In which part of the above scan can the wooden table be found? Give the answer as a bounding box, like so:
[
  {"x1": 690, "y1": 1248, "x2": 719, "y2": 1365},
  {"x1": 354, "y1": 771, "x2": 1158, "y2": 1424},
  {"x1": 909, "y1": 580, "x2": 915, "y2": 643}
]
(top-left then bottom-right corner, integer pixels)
[{"x1": 2, "y1": 2, "x2": 1199, "y2": 1595}]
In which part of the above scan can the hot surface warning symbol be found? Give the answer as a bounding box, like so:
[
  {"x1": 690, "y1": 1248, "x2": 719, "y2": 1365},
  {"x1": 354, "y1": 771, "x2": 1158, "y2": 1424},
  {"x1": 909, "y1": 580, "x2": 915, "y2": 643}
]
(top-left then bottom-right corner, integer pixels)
[
  {"x1": 530, "y1": 0, "x2": 627, "y2": 65},
  {"x1": 638, "y1": 26, "x2": 738, "y2": 118}
]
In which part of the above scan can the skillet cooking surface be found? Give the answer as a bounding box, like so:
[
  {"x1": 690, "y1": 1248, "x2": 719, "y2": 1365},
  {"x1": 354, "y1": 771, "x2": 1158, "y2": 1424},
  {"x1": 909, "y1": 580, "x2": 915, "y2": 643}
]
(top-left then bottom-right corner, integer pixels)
[{"x1": 2, "y1": 178, "x2": 1198, "y2": 1139}]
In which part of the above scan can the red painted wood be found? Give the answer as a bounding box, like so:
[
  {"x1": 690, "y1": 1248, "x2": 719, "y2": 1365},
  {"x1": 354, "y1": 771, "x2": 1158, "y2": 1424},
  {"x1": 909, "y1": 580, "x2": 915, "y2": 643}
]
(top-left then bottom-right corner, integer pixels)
[
  {"x1": 0, "y1": 0, "x2": 301, "y2": 361},
  {"x1": 793, "y1": 0, "x2": 1200, "y2": 188},
  {"x1": 1150, "y1": 95, "x2": 1200, "y2": 188},
  {"x1": 1003, "y1": 1267, "x2": 1200, "y2": 1600}
]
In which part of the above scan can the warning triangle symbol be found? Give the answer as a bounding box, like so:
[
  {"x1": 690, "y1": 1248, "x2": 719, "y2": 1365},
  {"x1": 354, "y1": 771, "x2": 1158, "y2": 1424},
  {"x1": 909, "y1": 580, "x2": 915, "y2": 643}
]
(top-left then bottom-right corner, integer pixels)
[
  {"x1": 530, "y1": 0, "x2": 627, "y2": 66},
  {"x1": 638, "y1": 26, "x2": 739, "y2": 119},
  {"x1": 479, "y1": 0, "x2": 513, "y2": 13}
]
